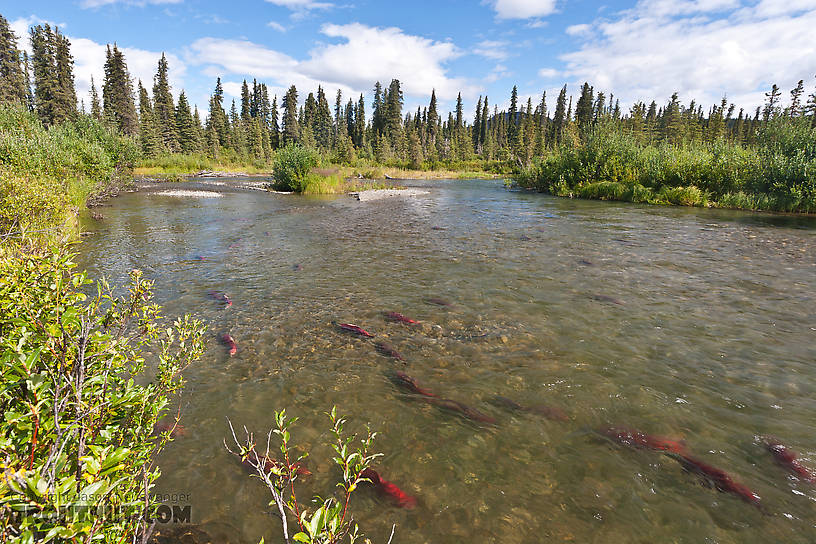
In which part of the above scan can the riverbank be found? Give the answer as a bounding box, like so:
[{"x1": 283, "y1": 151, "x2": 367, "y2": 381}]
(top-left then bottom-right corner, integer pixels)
[
  {"x1": 136, "y1": 153, "x2": 504, "y2": 180},
  {"x1": 0, "y1": 105, "x2": 207, "y2": 543},
  {"x1": 0, "y1": 105, "x2": 140, "y2": 250},
  {"x1": 514, "y1": 117, "x2": 816, "y2": 214}
]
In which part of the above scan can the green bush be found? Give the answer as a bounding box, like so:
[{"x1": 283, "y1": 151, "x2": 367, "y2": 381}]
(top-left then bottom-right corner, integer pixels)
[
  {"x1": 514, "y1": 117, "x2": 816, "y2": 213},
  {"x1": 0, "y1": 250, "x2": 205, "y2": 543},
  {"x1": 227, "y1": 407, "x2": 383, "y2": 544},
  {"x1": 271, "y1": 144, "x2": 320, "y2": 192},
  {"x1": 0, "y1": 104, "x2": 138, "y2": 240}
]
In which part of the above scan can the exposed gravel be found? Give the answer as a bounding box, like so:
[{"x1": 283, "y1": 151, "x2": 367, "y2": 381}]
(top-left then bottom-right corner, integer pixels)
[{"x1": 348, "y1": 188, "x2": 430, "y2": 201}]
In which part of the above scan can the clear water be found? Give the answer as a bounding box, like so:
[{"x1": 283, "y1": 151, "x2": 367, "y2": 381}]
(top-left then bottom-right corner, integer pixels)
[{"x1": 77, "y1": 178, "x2": 816, "y2": 543}]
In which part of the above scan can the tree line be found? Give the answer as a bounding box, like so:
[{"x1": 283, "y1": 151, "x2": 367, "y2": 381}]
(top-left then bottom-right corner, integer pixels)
[{"x1": 2, "y1": 13, "x2": 816, "y2": 169}]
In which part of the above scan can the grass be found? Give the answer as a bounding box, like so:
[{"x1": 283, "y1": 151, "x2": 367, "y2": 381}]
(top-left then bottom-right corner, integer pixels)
[{"x1": 135, "y1": 153, "x2": 270, "y2": 175}]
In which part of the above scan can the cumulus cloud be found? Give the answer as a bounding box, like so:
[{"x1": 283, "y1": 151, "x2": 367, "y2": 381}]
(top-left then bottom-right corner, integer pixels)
[
  {"x1": 68, "y1": 38, "x2": 186, "y2": 110},
  {"x1": 10, "y1": 16, "x2": 62, "y2": 54},
  {"x1": 267, "y1": 21, "x2": 287, "y2": 32},
  {"x1": 80, "y1": 0, "x2": 182, "y2": 8},
  {"x1": 473, "y1": 40, "x2": 510, "y2": 60},
  {"x1": 486, "y1": 0, "x2": 558, "y2": 19},
  {"x1": 559, "y1": 0, "x2": 816, "y2": 109},
  {"x1": 264, "y1": 0, "x2": 333, "y2": 12},
  {"x1": 485, "y1": 64, "x2": 513, "y2": 83},
  {"x1": 189, "y1": 23, "x2": 479, "y2": 100},
  {"x1": 538, "y1": 67, "x2": 559, "y2": 79}
]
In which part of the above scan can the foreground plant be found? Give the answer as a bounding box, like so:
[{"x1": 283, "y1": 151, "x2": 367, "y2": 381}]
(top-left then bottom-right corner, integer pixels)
[
  {"x1": 0, "y1": 248, "x2": 206, "y2": 543},
  {"x1": 226, "y1": 407, "x2": 393, "y2": 544}
]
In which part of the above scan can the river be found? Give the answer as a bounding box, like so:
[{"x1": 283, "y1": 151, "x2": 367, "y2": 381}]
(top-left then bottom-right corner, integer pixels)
[{"x1": 77, "y1": 178, "x2": 816, "y2": 543}]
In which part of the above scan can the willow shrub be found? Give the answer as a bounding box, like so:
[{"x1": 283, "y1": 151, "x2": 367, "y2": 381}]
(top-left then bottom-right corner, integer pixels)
[
  {"x1": 0, "y1": 250, "x2": 205, "y2": 543},
  {"x1": 0, "y1": 105, "x2": 139, "y2": 239},
  {"x1": 271, "y1": 144, "x2": 320, "y2": 192},
  {"x1": 516, "y1": 118, "x2": 816, "y2": 212}
]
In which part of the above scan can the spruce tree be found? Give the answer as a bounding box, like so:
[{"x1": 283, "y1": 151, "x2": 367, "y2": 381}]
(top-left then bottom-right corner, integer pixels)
[
  {"x1": 507, "y1": 85, "x2": 519, "y2": 147},
  {"x1": 480, "y1": 97, "x2": 489, "y2": 149},
  {"x1": 575, "y1": 82, "x2": 594, "y2": 133},
  {"x1": 30, "y1": 25, "x2": 59, "y2": 125},
  {"x1": 192, "y1": 106, "x2": 205, "y2": 153},
  {"x1": 354, "y1": 94, "x2": 366, "y2": 148},
  {"x1": 206, "y1": 78, "x2": 230, "y2": 150},
  {"x1": 551, "y1": 85, "x2": 567, "y2": 145},
  {"x1": 175, "y1": 91, "x2": 198, "y2": 154},
  {"x1": 269, "y1": 95, "x2": 280, "y2": 149},
  {"x1": 137, "y1": 81, "x2": 160, "y2": 156},
  {"x1": 372, "y1": 81, "x2": 384, "y2": 135},
  {"x1": 314, "y1": 87, "x2": 332, "y2": 148},
  {"x1": 0, "y1": 14, "x2": 27, "y2": 105},
  {"x1": 152, "y1": 53, "x2": 177, "y2": 151},
  {"x1": 789, "y1": 80, "x2": 805, "y2": 118},
  {"x1": 89, "y1": 76, "x2": 101, "y2": 120},
  {"x1": 53, "y1": 27, "x2": 77, "y2": 122},
  {"x1": 240, "y1": 80, "x2": 251, "y2": 120},
  {"x1": 281, "y1": 85, "x2": 299, "y2": 145},
  {"x1": 762, "y1": 84, "x2": 781, "y2": 122},
  {"x1": 385, "y1": 79, "x2": 403, "y2": 141},
  {"x1": 473, "y1": 96, "x2": 482, "y2": 152},
  {"x1": 102, "y1": 44, "x2": 137, "y2": 135}
]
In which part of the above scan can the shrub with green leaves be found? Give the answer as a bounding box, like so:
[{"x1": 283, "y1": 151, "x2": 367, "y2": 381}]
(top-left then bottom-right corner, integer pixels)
[
  {"x1": 0, "y1": 249, "x2": 205, "y2": 543},
  {"x1": 0, "y1": 104, "x2": 139, "y2": 241},
  {"x1": 226, "y1": 407, "x2": 385, "y2": 544},
  {"x1": 514, "y1": 117, "x2": 816, "y2": 213},
  {"x1": 271, "y1": 144, "x2": 320, "y2": 193}
]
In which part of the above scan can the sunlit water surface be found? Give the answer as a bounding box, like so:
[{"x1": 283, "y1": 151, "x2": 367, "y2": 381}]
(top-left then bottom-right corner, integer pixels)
[{"x1": 77, "y1": 178, "x2": 816, "y2": 543}]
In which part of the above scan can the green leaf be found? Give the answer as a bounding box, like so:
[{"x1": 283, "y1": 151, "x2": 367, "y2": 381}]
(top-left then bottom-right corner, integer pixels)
[
  {"x1": 78, "y1": 480, "x2": 108, "y2": 503},
  {"x1": 293, "y1": 533, "x2": 311, "y2": 543},
  {"x1": 308, "y1": 505, "x2": 327, "y2": 537}
]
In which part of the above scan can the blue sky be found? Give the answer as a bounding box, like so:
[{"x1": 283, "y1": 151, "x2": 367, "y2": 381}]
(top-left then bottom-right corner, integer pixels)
[{"x1": 6, "y1": 0, "x2": 816, "y2": 119}]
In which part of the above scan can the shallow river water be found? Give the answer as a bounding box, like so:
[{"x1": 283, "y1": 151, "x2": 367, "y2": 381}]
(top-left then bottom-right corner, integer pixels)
[{"x1": 77, "y1": 178, "x2": 816, "y2": 543}]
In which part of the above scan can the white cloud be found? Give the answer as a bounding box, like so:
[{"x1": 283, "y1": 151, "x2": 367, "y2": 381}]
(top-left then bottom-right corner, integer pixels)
[
  {"x1": 559, "y1": 0, "x2": 816, "y2": 110},
  {"x1": 68, "y1": 38, "x2": 186, "y2": 110},
  {"x1": 538, "y1": 67, "x2": 559, "y2": 79},
  {"x1": 486, "y1": 0, "x2": 558, "y2": 19},
  {"x1": 189, "y1": 23, "x2": 479, "y2": 100},
  {"x1": 264, "y1": 0, "x2": 333, "y2": 11},
  {"x1": 486, "y1": 64, "x2": 512, "y2": 83},
  {"x1": 81, "y1": 0, "x2": 182, "y2": 8},
  {"x1": 565, "y1": 23, "x2": 591, "y2": 36},
  {"x1": 267, "y1": 21, "x2": 287, "y2": 32},
  {"x1": 10, "y1": 16, "x2": 63, "y2": 55},
  {"x1": 473, "y1": 40, "x2": 510, "y2": 60}
]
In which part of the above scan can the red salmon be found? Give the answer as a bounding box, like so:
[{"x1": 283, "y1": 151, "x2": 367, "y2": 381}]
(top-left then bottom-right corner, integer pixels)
[
  {"x1": 208, "y1": 291, "x2": 233, "y2": 307},
  {"x1": 220, "y1": 333, "x2": 237, "y2": 355},
  {"x1": 490, "y1": 396, "x2": 569, "y2": 422},
  {"x1": 425, "y1": 397, "x2": 497, "y2": 425},
  {"x1": 337, "y1": 323, "x2": 374, "y2": 338},
  {"x1": 375, "y1": 341, "x2": 404, "y2": 361},
  {"x1": 599, "y1": 426, "x2": 687, "y2": 454},
  {"x1": 393, "y1": 371, "x2": 436, "y2": 397},
  {"x1": 676, "y1": 454, "x2": 761, "y2": 507},
  {"x1": 764, "y1": 438, "x2": 815, "y2": 483},
  {"x1": 383, "y1": 311, "x2": 420, "y2": 325},
  {"x1": 360, "y1": 468, "x2": 417, "y2": 509},
  {"x1": 153, "y1": 418, "x2": 185, "y2": 438}
]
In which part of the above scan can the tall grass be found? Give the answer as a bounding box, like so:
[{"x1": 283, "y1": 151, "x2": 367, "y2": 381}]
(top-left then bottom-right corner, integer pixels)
[
  {"x1": 515, "y1": 117, "x2": 816, "y2": 213},
  {"x1": 134, "y1": 152, "x2": 271, "y2": 175}
]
